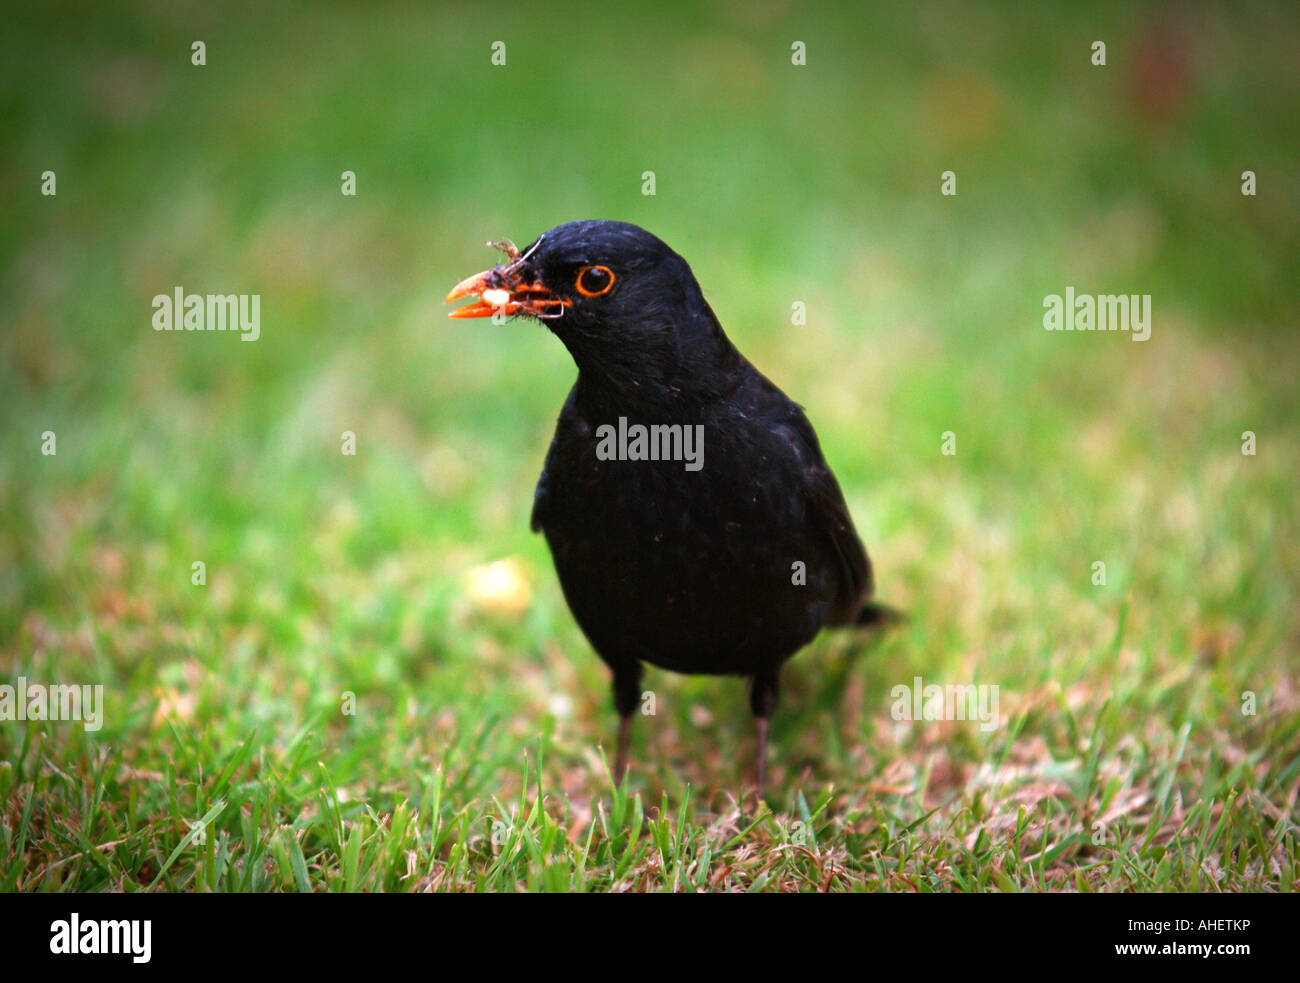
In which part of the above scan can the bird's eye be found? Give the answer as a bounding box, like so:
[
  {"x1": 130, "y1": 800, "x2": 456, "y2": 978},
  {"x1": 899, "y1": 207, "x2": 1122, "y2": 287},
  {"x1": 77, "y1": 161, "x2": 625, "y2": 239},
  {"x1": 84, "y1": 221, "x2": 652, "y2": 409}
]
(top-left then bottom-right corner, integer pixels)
[{"x1": 575, "y1": 265, "x2": 615, "y2": 297}]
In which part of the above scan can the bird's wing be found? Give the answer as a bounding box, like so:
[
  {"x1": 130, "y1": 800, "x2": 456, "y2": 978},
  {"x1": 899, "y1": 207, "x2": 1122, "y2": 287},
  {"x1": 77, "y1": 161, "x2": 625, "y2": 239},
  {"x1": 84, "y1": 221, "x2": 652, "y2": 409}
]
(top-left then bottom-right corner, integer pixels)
[
  {"x1": 775, "y1": 405, "x2": 874, "y2": 624},
  {"x1": 530, "y1": 477, "x2": 549, "y2": 533},
  {"x1": 806, "y1": 451, "x2": 874, "y2": 622},
  {"x1": 530, "y1": 385, "x2": 580, "y2": 534},
  {"x1": 531, "y1": 437, "x2": 559, "y2": 534}
]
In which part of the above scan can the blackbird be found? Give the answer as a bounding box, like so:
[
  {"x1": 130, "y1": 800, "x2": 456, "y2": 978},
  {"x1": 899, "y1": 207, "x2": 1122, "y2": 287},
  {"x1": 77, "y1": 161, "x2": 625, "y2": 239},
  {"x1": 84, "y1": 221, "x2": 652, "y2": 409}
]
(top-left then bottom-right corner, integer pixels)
[{"x1": 447, "y1": 220, "x2": 894, "y2": 798}]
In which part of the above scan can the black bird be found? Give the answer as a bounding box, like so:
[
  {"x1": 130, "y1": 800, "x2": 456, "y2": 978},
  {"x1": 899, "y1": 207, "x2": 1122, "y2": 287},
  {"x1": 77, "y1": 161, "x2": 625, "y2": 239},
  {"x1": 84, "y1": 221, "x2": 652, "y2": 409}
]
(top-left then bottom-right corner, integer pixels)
[{"x1": 447, "y1": 220, "x2": 893, "y2": 798}]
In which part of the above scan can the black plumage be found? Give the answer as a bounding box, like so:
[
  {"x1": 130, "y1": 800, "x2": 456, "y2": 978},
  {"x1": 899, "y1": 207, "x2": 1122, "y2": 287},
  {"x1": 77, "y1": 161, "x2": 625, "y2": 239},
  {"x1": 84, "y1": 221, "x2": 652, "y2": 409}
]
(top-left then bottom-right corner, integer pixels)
[{"x1": 447, "y1": 220, "x2": 893, "y2": 798}]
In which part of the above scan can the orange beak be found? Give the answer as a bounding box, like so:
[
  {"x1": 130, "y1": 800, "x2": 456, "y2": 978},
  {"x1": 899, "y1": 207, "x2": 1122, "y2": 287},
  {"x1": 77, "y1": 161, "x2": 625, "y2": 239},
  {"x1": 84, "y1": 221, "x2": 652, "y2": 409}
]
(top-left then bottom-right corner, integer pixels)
[{"x1": 445, "y1": 266, "x2": 568, "y2": 319}]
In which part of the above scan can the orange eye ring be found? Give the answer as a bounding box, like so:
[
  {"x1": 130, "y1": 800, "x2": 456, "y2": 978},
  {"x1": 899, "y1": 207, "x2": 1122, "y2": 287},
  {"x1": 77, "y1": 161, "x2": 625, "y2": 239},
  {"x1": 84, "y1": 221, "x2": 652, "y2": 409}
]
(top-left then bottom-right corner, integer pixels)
[{"x1": 575, "y1": 265, "x2": 615, "y2": 297}]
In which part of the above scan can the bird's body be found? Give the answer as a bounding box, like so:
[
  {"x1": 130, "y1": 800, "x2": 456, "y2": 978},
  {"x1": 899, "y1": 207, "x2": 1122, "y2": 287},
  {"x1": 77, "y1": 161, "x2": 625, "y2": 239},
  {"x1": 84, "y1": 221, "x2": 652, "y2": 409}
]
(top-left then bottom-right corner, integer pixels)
[
  {"x1": 447, "y1": 220, "x2": 888, "y2": 797},
  {"x1": 533, "y1": 368, "x2": 868, "y2": 680}
]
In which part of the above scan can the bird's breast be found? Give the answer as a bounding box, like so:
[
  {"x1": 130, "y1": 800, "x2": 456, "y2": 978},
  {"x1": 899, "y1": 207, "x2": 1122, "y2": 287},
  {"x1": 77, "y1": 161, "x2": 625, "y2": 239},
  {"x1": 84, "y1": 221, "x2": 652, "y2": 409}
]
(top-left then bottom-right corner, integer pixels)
[{"x1": 535, "y1": 429, "x2": 841, "y2": 671}]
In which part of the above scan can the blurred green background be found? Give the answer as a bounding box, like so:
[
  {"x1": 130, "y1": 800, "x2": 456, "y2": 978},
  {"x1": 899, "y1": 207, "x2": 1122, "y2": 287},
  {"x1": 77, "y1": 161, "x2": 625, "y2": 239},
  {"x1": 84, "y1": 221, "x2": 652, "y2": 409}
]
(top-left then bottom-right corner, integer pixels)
[{"x1": 0, "y1": 1, "x2": 1297, "y2": 890}]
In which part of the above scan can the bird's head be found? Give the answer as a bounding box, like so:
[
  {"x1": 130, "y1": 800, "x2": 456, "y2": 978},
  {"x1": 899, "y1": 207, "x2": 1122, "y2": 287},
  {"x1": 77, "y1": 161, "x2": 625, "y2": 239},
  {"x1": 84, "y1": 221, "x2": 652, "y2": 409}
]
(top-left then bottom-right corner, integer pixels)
[{"x1": 446, "y1": 220, "x2": 738, "y2": 394}]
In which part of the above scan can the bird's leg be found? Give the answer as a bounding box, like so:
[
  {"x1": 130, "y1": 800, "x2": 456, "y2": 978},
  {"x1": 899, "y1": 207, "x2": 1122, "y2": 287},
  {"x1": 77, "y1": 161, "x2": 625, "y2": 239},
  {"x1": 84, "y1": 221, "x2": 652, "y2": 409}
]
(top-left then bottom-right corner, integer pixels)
[
  {"x1": 615, "y1": 715, "x2": 632, "y2": 785},
  {"x1": 610, "y1": 663, "x2": 643, "y2": 786},
  {"x1": 749, "y1": 669, "x2": 780, "y2": 803},
  {"x1": 754, "y1": 717, "x2": 770, "y2": 802}
]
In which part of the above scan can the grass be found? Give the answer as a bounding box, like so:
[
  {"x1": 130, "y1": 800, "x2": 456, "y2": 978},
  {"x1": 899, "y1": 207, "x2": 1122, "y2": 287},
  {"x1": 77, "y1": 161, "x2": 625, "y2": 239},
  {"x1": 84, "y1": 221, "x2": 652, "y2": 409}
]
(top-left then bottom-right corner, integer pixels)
[{"x1": 1, "y1": 1, "x2": 1298, "y2": 891}]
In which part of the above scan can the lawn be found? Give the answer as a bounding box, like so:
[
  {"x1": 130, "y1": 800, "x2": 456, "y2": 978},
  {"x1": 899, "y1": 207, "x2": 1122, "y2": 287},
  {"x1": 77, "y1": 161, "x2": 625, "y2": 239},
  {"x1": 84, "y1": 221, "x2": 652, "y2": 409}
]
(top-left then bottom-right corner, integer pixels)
[{"x1": 1, "y1": 1, "x2": 1297, "y2": 891}]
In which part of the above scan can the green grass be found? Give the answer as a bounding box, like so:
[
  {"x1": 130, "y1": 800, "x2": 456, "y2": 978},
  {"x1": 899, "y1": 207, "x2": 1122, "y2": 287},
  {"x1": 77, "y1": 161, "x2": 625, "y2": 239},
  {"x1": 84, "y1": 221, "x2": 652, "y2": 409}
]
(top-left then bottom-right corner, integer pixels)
[{"x1": 1, "y1": 1, "x2": 1298, "y2": 891}]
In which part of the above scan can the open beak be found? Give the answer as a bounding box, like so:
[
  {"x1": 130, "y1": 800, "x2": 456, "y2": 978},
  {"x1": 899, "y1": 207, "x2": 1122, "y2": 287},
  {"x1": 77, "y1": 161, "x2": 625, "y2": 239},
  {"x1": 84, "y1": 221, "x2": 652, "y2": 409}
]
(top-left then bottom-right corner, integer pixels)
[{"x1": 445, "y1": 264, "x2": 567, "y2": 319}]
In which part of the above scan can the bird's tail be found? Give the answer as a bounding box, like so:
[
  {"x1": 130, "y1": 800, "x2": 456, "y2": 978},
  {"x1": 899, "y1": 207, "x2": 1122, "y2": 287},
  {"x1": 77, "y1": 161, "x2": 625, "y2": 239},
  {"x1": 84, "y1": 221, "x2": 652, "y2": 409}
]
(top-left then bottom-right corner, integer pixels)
[{"x1": 853, "y1": 600, "x2": 907, "y2": 628}]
